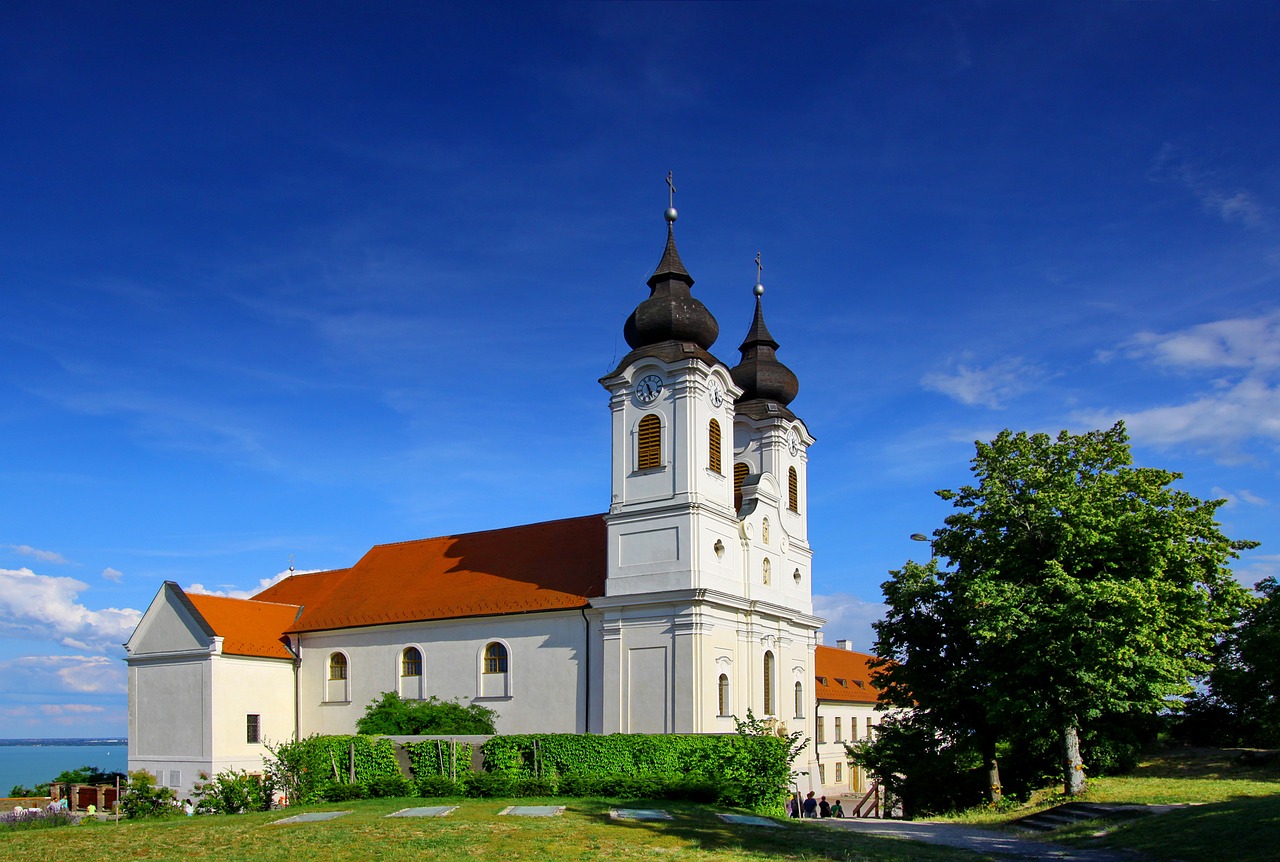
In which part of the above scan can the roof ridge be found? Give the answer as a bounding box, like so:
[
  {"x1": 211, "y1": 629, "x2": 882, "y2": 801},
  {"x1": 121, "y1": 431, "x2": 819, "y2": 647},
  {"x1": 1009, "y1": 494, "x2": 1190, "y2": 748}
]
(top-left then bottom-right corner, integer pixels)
[
  {"x1": 188, "y1": 592, "x2": 303, "y2": 610},
  {"x1": 366, "y1": 512, "x2": 607, "y2": 551}
]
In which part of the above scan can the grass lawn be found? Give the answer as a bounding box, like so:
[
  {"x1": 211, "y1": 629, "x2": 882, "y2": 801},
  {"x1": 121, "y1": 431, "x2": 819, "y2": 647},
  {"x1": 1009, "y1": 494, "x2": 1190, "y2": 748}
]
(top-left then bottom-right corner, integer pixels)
[
  {"x1": 945, "y1": 747, "x2": 1280, "y2": 862},
  {"x1": 0, "y1": 796, "x2": 984, "y2": 862}
]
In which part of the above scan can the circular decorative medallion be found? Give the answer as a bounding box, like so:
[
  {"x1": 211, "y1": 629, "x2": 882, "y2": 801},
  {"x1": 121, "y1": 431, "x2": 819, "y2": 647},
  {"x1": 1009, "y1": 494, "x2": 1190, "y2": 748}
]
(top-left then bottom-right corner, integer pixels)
[{"x1": 635, "y1": 374, "x2": 664, "y2": 404}]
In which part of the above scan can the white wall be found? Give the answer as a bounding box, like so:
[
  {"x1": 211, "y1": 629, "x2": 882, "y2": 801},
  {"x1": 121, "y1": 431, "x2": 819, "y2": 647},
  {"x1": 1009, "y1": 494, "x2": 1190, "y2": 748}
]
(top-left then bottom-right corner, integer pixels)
[{"x1": 296, "y1": 609, "x2": 589, "y2": 737}]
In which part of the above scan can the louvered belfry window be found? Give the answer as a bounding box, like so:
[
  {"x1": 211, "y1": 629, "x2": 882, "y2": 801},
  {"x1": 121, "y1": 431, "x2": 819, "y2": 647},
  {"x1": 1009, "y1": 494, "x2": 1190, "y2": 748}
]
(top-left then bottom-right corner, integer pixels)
[
  {"x1": 763, "y1": 650, "x2": 775, "y2": 715},
  {"x1": 637, "y1": 414, "x2": 661, "y2": 470},
  {"x1": 734, "y1": 463, "x2": 749, "y2": 509},
  {"x1": 788, "y1": 466, "x2": 799, "y2": 512},
  {"x1": 708, "y1": 419, "x2": 722, "y2": 474}
]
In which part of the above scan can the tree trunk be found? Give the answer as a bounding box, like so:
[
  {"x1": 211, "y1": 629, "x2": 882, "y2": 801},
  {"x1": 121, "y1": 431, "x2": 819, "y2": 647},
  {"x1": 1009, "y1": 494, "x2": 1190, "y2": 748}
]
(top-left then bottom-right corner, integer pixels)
[
  {"x1": 1061, "y1": 725, "x2": 1086, "y2": 795},
  {"x1": 980, "y1": 737, "x2": 1002, "y2": 806}
]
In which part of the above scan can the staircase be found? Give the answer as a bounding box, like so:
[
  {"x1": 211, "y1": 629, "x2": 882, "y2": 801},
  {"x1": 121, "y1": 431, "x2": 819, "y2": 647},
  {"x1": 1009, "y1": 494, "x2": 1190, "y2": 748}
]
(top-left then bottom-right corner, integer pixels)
[{"x1": 1010, "y1": 802, "x2": 1150, "y2": 832}]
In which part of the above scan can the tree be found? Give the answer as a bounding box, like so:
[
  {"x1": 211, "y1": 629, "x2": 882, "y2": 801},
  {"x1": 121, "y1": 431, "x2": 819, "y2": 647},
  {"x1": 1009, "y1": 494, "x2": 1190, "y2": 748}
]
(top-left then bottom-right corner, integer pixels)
[
  {"x1": 876, "y1": 423, "x2": 1255, "y2": 797},
  {"x1": 1184, "y1": 576, "x2": 1279, "y2": 746},
  {"x1": 355, "y1": 692, "x2": 498, "y2": 735}
]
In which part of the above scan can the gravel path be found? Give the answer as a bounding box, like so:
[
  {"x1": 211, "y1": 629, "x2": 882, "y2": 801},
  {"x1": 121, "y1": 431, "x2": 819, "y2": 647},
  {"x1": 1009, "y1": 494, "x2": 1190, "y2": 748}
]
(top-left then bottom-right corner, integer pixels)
[{"x1": 810, "y1": 817, "x2": 1143, "y2": 861}]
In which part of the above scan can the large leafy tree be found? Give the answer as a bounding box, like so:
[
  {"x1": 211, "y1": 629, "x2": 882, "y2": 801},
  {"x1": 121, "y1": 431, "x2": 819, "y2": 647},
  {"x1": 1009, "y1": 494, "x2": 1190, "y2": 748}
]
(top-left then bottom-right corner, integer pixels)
[{"x1": 875, "y1": 423, "x2": 1255, "y2": 797}]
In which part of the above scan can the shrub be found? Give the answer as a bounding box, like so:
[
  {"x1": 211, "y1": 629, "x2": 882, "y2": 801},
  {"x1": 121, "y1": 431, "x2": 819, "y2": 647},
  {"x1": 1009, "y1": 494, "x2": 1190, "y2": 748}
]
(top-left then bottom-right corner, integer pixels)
[
  {"x1": 367, "y1": 775, "x2": 412, "y2": 798},
  {"x1": 192, "y1": 769, "x2": 275, "y2": 814},
  {"x1": 319, "y1": 781, "x2": 369, "y2": 802},
  {"x1": 462, "y1": 772, "x2": 513, "y2": 798},
  {"x1": 357, "y1": 692, "x2": 498, "y2": 735},
  {"x1": 266, "y1": 735, "x2": 403, "y2": 804},
  {"x1": 0, "y1": 805, "x2": 75, "y2": 831},
  {"x1": 415, "y1": 775, "x2": 461, "y2": 797},
  {"x1": 513, "y1": 775, "x2": 559, "y2": 796},
  {"x1": 119, "y1": 770, "x2": 178, "y2": 819}
]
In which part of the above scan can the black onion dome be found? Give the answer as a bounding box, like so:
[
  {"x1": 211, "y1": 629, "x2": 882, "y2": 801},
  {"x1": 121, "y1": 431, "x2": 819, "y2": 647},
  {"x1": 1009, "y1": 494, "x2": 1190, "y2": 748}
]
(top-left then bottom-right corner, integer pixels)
[
  {"x1": 731, "y1": 295, "x2": 799, "y2": 406},
  {"x1": 623, "y1": 222, "x2": 719, "y2": 351}
]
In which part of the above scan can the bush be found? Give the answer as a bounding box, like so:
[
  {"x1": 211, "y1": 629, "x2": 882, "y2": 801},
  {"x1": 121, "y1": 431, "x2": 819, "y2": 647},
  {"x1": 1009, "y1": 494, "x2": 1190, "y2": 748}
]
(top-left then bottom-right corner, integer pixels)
[
  {"x1": 266, "y1": 735, "x2": 403, "y2": 804},
  {"x1": 367, "y1": 775, "x2": 412, "y2": 798},
  {"x1": 192, "y1": 769, "x2": 276, "y2": 814},
  {"x1": 357, "y1": 692, "x2": 498, "y2": 735},
  {"x1": 0, "y1": 805, "x2": 75, "y2": 832},
  {"x1": 319, "y1": 781, "x2": 369, "y2": 802},
  {"x1": 462, "y1": 772, "x2": 513, "y2": 798},
  {"x1": 513, "y1": 775, "x2": 559, "y2": 796},
  {"x1": 119, "y1": 770, "x2": 178, "y2": 820},
  {"x1": 415, "y1": 775, "x2": 462, "y2": 797}
]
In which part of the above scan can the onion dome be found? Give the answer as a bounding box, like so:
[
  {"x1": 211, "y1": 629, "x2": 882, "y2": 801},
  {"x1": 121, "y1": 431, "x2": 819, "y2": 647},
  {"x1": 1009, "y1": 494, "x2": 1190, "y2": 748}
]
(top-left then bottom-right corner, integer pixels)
[
  {"x1": 730, "y1": 284, "x2": 799, "y2": 407},
  {"x1": 622, "y1": 211, "x2": 719, "y2": 351}
]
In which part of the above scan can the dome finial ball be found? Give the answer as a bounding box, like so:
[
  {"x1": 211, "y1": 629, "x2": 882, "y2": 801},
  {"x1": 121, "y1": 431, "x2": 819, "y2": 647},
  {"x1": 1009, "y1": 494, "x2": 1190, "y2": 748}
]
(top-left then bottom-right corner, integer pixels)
[
  {"x1": 753, "y1": 282, "x2": 765, "y2": 296},
  {"x1": 665, "y1": 206, "x2": 678, "y2": 223}
]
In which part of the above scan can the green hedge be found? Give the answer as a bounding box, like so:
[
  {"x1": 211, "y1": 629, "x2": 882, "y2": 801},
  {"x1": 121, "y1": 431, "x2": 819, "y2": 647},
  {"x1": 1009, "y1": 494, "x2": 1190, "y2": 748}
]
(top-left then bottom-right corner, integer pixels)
[
  {"x1": 403, "y1": 739, "x2": 474, "y2": 779},
  {"x1": 482, "y1": 733, "x2": 791, "y2": 813},
  {"x1": 268, "y1": 735, "x2": 402, "y2": 804}
]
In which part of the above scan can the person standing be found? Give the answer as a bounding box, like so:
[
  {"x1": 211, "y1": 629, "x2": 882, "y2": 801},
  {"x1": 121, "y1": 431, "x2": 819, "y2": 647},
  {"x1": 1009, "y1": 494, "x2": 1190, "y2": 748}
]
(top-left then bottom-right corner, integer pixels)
[
  {"x1": 818, "y1": 796, "x2": 831, "y2": 818},
  {"x1": 802, "y1": 791, "x2": 817, "y2": 818}
]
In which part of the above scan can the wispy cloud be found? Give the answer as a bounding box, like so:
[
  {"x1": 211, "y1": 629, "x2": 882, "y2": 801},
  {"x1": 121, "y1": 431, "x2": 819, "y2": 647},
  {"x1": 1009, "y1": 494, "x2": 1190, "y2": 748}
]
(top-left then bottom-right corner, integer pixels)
[
  {"x1": 0, "y1": 655, "x2": 126, "y2": 695},
  {"x1": 1211, "y1": 487, "x2": 1269, "y2": 508},
  {"x1": 0, "y1": 568, "x2": 141, "y2": 654},
  {"x1": 921, "y1": 355, "x2": 1047, "y2": 409},
  {"x1": 1083, "y1": 311, "x2": 1280, "y2": 453},
  {"x1": 813, "y1": 592, "x2": 886, "y2": 653},
  {"x1": 1150, "y1": 143, "x2": 1266, "y2": 228},
  {"x1": 3, "y1": 544, "x2": 73, "y2": 564},
  {"x1": 102, "y1": 567, "x2": 124, "y2": 582},
  {"x1": 186, "y1": 567, "x2": 320, "y2": 600}
]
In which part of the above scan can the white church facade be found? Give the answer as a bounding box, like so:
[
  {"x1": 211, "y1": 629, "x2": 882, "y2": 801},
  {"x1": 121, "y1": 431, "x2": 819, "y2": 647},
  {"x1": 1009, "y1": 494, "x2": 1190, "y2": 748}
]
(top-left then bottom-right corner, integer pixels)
[{"x1": 124, "y1": 203, "x2": 881, "y2": 801}]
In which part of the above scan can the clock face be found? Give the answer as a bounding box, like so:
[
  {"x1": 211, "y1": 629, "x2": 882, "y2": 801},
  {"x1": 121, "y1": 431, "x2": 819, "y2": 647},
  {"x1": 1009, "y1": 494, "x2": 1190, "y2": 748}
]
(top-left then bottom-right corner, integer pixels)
[
  {"x1": 709, "y1": 379, "x2": 725, "y2": 408},
  {"x1": 789, "y1": 433, "x2": 800, "y2": 456},
  {"x1": 635, "y1": 374, "x2": 664, "y2": 404}
]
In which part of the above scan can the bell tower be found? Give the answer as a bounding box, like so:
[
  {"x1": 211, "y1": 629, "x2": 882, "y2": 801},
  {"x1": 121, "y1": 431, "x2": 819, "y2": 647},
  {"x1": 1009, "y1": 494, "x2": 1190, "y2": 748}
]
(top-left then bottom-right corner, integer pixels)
[{"x1": 598, "y1": 189, "x2": 743, "y2": 599}]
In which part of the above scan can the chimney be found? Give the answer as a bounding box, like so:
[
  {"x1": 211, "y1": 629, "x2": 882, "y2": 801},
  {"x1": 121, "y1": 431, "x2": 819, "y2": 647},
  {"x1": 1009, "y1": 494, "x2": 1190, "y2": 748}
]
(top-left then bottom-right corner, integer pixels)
[{"x1": 836, "y1": 639, "x2": 853, "y2": 651}]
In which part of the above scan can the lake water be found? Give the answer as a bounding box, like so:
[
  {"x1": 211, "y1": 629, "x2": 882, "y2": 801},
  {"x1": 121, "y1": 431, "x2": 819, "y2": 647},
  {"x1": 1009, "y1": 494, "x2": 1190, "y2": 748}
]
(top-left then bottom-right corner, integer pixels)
[{"x1": 0, "y1": 742, "x2": 129, "y2": 795}]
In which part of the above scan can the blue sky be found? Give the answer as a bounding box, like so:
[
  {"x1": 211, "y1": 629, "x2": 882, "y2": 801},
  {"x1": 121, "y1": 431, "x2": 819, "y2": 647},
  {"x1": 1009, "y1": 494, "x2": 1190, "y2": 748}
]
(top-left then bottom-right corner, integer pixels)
[{"x1": 2, "y1": 1, "x2": 1277, "y2": 739}]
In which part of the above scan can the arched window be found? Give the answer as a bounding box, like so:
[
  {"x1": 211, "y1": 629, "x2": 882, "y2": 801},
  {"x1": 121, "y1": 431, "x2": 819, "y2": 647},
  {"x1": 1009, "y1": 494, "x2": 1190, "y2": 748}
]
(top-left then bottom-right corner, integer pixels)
[
  {"x1": 763, "y1": 650, "x2": 775, "y2": 715},
  {"x1": 481, "y1": 642, "x2": 510, "y2": 698},
  {"x1": 734, "y1": 463, "x2": 749, "y2": 510},
  {"x1": 762, "y1": 517, "x2": 770, "y2": 545},
  {"x1": 400, "y1": 646, "x2": 423, "y2": 700},
  {"x1": 762, "y1": 558, "x2": 771, "y2": 585},
  {"x1": 484, "y1": 642, "x2": 508, "y2": 674},
  {"x1": 794, "y1": 681, "x2": 804, "y2": 718},
  {"x1": 708, "y1": 419, "x2": 722, "y2": 474},
  {"x1": 788, "y1": 466, "x2": 799, "y2": 512},
  {"x1": 401, "y1": 647, "x2": 422, "y2": 677},
  {"x1": 718, "y1": 673, "x2": 730, "y2": 717},
  {"x1": 329, "y1": 653, "x2": 347, "y2": 680},
  {"x1": 326, "y1": 652, "x2": 349, "y2": 703},
  {"x1": 637, "y1": 414, "x2": 661, "y2": 470}
]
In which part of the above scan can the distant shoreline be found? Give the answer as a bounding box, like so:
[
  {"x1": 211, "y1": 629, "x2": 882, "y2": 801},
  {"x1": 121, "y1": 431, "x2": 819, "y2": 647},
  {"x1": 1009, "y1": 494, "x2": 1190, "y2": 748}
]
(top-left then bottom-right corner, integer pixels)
[{"x1": 0, "y1": 739, "x2": 127, "y2": 747}]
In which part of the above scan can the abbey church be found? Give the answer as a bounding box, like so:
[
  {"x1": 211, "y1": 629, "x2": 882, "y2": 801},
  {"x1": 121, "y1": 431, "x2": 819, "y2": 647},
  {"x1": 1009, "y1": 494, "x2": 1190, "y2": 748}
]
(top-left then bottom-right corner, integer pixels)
[{"x1": 124, "y1": 203, "x2": 880, "y2": 800}]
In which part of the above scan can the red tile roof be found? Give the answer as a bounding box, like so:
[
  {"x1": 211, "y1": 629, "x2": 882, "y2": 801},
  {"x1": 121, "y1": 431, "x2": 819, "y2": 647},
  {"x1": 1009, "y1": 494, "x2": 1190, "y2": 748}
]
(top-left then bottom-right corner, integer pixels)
[
  {"x1": 253, "y1": 514, "x2": 608, "y2": 633},
  {"x1": 184, "y1": 592, "x2": 301, "y2": 659},
  {"x1": 814, "y1": 644, "x2": 881, "y2": 704}
]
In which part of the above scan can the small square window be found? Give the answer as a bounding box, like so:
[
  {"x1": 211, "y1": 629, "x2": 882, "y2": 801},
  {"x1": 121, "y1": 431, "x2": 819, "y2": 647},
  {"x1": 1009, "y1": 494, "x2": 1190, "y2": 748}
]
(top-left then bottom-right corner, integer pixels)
[{"x1": 247, "y1": 714, "x2": 261, "y2": 744}]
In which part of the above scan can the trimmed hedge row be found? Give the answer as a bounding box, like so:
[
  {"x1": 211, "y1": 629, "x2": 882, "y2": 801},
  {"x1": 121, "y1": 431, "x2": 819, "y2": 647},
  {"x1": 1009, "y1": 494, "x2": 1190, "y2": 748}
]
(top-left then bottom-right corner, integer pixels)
[{"x1": 482, "y1": 733, "x2": 791, "y2": 812}]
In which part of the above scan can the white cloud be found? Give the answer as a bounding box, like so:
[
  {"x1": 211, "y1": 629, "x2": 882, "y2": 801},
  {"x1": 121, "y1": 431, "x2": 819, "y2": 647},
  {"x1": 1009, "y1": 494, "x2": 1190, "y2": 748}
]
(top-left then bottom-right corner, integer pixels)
[
  {"x1": 2, "y1": 544, "x2": 73, "y2": 564},
  {"x1": 186, "y1": 567, "x2": 317, "y2": 600},
  {"x1": 1084, "y1": 312, "x2": 1280, "y2": 453},
  {"x1": 0, "y1": 568, "x2": 141, "y2": 654},
  {"x1": 1212, "y1": 487, "x2": 1269, "y2": 508},
  {"x1": 0, "y1": 655, "x2": 126, "y2": 695},
  {"x1": 813, "y1": 592, "x2": 886, "y2": 653},
  {"x1": 921, "y1": 356, "x2": 1045, "y2": 409},
  {"x1": 102, "y1": 567, "x2": 124, "y2": 582}
]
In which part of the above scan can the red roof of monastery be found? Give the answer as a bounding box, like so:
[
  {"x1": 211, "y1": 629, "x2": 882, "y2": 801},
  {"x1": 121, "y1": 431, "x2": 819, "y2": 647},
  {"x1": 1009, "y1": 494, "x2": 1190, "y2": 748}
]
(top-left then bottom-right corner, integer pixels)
[
  {"x1": 252, "y1": 514, "x2": 609, "y2": 633},
  {"x1": 814, "y1": 644, "x2": 880, "y2": 704},
  {"x1": 184, "y1": 592, "x2": 301, "y2": 660}
]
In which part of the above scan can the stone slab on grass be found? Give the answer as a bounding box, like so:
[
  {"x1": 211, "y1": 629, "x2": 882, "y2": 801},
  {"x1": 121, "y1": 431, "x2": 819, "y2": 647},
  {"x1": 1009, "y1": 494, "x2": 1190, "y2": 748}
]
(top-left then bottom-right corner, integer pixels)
[
  {"x1": 271, "y1": 811, "x2": 352, "y2": 825},
  {"x1": 499, "y1": 805, "x2": 565, "y2": 817},
  {"x1": 717, "y1": 813, "x2": 783, "y2": 828},
  {"x1": 386, "y1": 806, "x2": 457, "y2": 818},
  {"x1": 610, "y1": 808, "x2": 673, "y2": 821}
]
